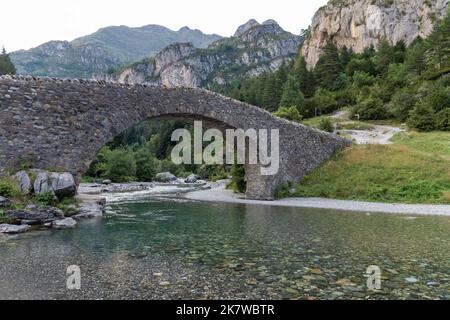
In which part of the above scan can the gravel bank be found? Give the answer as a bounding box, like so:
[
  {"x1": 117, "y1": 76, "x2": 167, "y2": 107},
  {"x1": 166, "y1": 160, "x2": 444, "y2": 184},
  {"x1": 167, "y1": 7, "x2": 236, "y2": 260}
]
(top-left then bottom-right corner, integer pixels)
[{"x1": 185, "y1": 183, "x2": 450, "y2": 216}]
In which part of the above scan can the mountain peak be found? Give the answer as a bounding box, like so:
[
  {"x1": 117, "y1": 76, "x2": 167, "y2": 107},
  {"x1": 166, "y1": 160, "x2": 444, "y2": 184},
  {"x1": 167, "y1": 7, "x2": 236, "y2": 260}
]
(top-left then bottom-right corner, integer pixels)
[
  {"x1": 234, "y1": 19, "x2": 260, "y2": 37},
  {"x1": 178, "y1": 26, "x2": 192, "y2": 32},
  {"x1": 262, "y1": 19, "x2": 279, "y2": 26}
]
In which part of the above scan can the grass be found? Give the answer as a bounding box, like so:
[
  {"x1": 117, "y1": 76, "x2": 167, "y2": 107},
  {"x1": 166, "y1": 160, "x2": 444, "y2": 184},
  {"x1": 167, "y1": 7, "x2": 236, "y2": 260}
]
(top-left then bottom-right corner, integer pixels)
[
  {"x1": 302, "y1": 114, "x2": 376, "y2": 131},
  {"x1": 280, "y1": 131, "x2": 450, "y2": 204}
]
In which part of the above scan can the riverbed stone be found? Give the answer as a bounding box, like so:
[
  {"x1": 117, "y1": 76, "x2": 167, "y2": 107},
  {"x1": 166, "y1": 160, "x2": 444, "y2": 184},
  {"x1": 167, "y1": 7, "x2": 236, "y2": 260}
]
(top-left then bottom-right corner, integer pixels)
[
  {"x1": 52, "y1": 218, "x2": 77, "y2": 229},
  {"x1": 72, "y1": 198, "x2": 105, "y2": 219},
  {"x1": 0, "y1": 224, "x2": 31, "y2": 234},
  {"x1": 155, "y1": 172, "x2": 177, "y2": 182},
  {"x1": 185, "y1": 174, "x2": 200, "y2": 184},
  {"x1": 0, "y1": 196, "x2": 11, "y2": 208}
]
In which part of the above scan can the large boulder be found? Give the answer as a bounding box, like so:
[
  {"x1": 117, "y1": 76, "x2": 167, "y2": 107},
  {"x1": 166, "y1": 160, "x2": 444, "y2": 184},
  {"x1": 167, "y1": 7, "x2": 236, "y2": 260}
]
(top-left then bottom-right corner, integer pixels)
[
  {"x1": 49, "y1": 172, "x2": 76, "y2": 198},
  {"x1": 14, "y1": 170, "x2": 32, "y2": 194},
  {"x1": 6, "y1": 206, "x2": 64, "y2": 224},
  {"x1": 52, "y1": 218, "x2": 77, "y2": 229},
  {"x1": 0, "y1": 224, "x2": 31, "y2": 234},
  {"x1": 0, "y1": 196, "x2": 11, "y2": 208},
  {"x1": 155, "y1": 172, "x2": 177, "y2": 182},
  {"x1": 33, "y1": 171, "x2": 53, "y2": 194}
]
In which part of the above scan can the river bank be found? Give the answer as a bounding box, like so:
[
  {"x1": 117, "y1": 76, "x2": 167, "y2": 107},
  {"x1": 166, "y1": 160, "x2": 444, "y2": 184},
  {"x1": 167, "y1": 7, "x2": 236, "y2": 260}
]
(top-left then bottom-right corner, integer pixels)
[
  {"x1": 76, "y1": 181, "x2": 450, "y2": 216},
  {"x1": 185, "y1": 182, "x2": 450, "y2": 216}
]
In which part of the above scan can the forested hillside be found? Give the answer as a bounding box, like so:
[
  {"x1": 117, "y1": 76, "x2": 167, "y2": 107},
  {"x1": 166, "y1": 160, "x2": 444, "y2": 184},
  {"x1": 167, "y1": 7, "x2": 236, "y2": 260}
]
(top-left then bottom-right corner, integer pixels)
[{"x1": 216, "y1": 8, "x2": 450, "y2": 132}]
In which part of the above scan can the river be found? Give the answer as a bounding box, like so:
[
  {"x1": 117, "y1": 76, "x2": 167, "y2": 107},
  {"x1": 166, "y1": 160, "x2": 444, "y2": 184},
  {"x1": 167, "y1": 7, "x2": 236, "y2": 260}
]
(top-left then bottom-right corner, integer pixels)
[{"x1": 0, "y1": 194, "x2": 449, "y2": 300}]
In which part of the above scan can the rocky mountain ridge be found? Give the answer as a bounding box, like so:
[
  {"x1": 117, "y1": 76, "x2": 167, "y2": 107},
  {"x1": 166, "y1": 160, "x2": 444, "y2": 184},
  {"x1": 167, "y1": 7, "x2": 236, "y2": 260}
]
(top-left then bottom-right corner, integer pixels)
[
  {"x1": 10, "y1": 25, "x2": 222, "y2": 78},
  {"x1": 302, "y1": 0, "x2": 450, "y2": 68},
  {"x1": 103, "y1": 19, "x2": 303, "y2": 88}
]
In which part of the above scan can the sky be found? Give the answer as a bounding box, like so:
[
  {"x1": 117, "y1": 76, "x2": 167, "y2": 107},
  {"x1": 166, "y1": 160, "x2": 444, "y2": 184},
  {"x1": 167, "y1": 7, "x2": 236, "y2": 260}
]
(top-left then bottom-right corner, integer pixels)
[{"x1": 0, "y1": 0, "x2": 328, "y2": 52}]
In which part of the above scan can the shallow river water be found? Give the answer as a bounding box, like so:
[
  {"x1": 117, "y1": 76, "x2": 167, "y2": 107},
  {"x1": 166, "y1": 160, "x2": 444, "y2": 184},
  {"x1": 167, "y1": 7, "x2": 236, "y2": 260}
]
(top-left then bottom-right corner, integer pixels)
[{"x1": 0, "y1": 197, "x2": 449, "y2": 300}]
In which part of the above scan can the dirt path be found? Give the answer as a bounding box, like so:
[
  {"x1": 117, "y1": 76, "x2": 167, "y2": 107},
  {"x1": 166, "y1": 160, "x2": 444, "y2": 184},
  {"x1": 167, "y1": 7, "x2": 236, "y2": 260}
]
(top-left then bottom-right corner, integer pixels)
[{"x1": 331, "y1": 110, "x2": 404, "y2": 145}]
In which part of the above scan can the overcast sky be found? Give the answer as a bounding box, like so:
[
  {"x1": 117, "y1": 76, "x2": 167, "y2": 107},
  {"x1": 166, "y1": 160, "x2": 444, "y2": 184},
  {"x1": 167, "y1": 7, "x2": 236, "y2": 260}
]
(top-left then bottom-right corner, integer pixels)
[{"x1": 1, "y1": 0, "x2": 328, "y2": 52}]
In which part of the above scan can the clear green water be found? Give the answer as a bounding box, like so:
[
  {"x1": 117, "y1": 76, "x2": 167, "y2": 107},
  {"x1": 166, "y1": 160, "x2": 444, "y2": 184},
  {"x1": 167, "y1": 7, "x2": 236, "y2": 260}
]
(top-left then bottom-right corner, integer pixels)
[{"x1": 0, "y1": 199, "x2": 449, "y2": 300}]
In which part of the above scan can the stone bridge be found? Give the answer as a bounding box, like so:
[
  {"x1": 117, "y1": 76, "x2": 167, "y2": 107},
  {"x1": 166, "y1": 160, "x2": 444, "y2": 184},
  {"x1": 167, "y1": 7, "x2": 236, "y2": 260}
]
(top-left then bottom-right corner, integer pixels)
[{"x1": 0, "y1": 75, "x2": 349, "y2": 200}]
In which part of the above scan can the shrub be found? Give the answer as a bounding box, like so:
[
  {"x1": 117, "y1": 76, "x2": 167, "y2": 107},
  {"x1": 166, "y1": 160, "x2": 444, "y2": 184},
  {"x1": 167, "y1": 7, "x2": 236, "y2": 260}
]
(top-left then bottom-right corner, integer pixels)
[
  {"x1": 352, "y1": 96, "x2": 389, "y2": 120},
  {"x1": 318, "y1": 118, "x2": 334, "y2": 133},
  {"x1": 274, "y1": 106, "x2": 303, "y2": 122},
  {"x1": 389, "y1": 90, "x2": 418, "y2": 122},
  {"x1": 35, "y1": 192, "x2": 56, "y2": 205},
  {"x1": 313, "y1": 89, "x2": 340, "y2": 115},
  {"x1": 407, "y1": 103, "x2": 437, "y2": 131},
  {"x1": 230, "y1": 164, "x2": 246, "y2": 193},
  {"x1": 135, "y1": 148, "x2": 159, "y2": 182},
  {"x1": 353, "y1": 71, "x2": 376, "y2": 88},
  {"x1": 0, "y1": 178, "x2": 20, "y2": 197},
  {"x1": 435, "y1": 108, "x2": 450, "y2": 131},
  {"x1": 106, "y1": 149, "x2": 137, "y2": 182}
]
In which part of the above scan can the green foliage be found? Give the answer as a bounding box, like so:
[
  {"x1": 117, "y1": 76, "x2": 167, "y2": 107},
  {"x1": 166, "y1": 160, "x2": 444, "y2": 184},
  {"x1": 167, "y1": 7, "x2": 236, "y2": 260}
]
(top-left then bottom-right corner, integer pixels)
[
  {"x1": 425, "y1": 9, "x2": 450, "y2": 70},
  {"x1": 0, "y1": 178, "x2": 20, "y2": 197},
  {"x1": 34, "y1": 192, "x2": 56, "y2": 206},
  {"x1": 435, "y1": 108, "x2": 450, "y2": 131},
  {"x1": 352, "y1": 96, "x2": 389, "y2": 120},
  {"x1": 314, "y1": 42, "x2": 343, "y2": 91},
  {"x1": 230, "y1": 164, "x2": 246, "y2": 193},
  {"x1": 388, "y1": 89, "x2": 417, "y2": 122},
  {"x1": 0, "y1": 209, "x2": 14, "y2": 224},
  {"x1": 318, "y1": 118, "x2": 334, "y2": 133},
  {"x1": 352, "y1": 71, "x2": 376, "y2": 88},
  {"x1": 279, "y1": 75, "x2": 304, "y2": 108},
  {"x1": 312, "y1": 89, "x2": 340, "y2": 115},
  {"x1": 0, "y1": 48, "x2": 16, "y2": 75},
  {"x1": 135, "y1": 145, "x2": 159, "y2": 182},
  {"x1": 294, "y1": 57, "x2": 315, "y2": 98},
  {"x1": 274, "y1": 106, "x2": 303, "y2": 122},
  {"x1": 106, "y1": 149, "x2": 137, "y2": 182},
  {"x1": 407, "y1": 103, "x2": 437, "y2": 131}
]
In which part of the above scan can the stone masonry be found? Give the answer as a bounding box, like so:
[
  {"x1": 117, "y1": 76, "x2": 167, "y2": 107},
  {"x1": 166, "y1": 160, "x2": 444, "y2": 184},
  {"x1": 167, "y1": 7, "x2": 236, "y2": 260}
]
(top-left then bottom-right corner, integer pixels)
[{"x1": 0, "y1": 75, "x2": 350, "y2": 199}]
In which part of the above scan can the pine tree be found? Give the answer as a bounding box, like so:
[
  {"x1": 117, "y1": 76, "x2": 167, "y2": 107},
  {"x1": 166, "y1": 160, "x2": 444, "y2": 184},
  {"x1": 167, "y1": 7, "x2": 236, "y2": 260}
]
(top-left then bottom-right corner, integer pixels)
[
  {"x1": 404, "y1": 38, "x2": 426, "y2": 75},
  {"x1": 279, "y1": 74, "x2": 304, "y2": 108},
  {"x1": 294, "y1": 57, "x2": 315, "y2": 98},
  {"x1": 0, "y1": 47, "x2": 16, "y2": 76},
  {"x1": 314, "y1": 42, "x2": 343, "y2": 91},
  {"x1": 374, "y1": 39, "x2": 393, "y2": 75},
  {"x1": 426, "y1": 9, "x2": 450, "y2": 70},
  {"x1": 339, "y1": 46, "x2": 353, "y2": 67}
]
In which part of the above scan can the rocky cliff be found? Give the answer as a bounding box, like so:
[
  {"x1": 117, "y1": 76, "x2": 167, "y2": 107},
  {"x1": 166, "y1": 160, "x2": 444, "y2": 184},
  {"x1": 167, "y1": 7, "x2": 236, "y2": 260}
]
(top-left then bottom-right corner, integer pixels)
[
  {"x1": 106, "y1": 19, "x2": 303, "y2": 88},
  {"x1": 302, "y1": 0, "x2": 450, "y2": 68},
  {"x1": 11, "y1": 25, "x2": 221, "y2": 78}
]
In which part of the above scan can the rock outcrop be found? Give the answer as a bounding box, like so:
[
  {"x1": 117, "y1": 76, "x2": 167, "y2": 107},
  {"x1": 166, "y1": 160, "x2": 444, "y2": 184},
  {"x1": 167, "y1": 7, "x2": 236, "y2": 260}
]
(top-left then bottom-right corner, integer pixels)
[
  {"x1": 103, "y1": 19, "x2": 303, "y2": 88},
  {"x1": 6, "y1": 205, "x2": 65, "y2": 225},
  {"x1": 302, "y1": 0, "x2": 450, "y2": 68}
]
